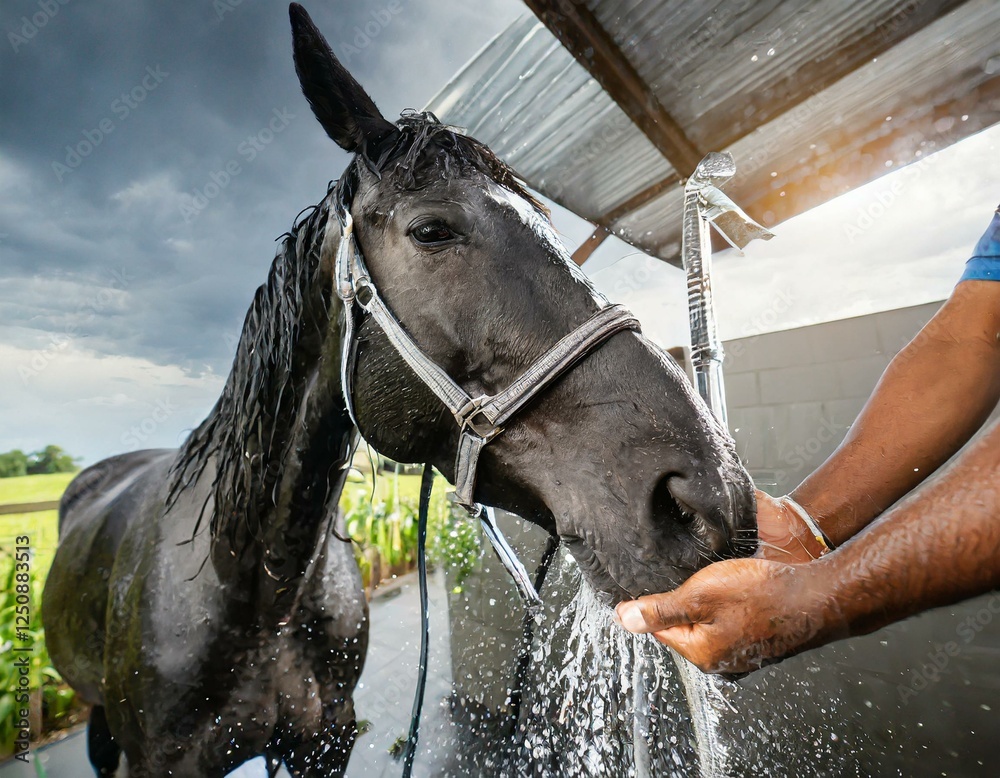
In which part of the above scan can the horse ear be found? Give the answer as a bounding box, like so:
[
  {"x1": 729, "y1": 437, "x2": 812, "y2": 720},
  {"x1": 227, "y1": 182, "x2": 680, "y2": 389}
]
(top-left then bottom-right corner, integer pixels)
[{"x1": 289, "y1": 3, "x2": 396, "y2": 153}]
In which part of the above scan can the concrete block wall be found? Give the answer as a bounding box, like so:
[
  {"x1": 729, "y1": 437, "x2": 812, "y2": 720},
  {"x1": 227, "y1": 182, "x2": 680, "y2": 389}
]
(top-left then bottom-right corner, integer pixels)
[{"x1": 723, "y1": 301, "x2": 942, "y2": 494}]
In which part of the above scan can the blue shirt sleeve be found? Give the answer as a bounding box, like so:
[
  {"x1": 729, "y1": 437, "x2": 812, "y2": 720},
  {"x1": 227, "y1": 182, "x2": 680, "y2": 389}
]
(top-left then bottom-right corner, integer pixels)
[{"x1": 959, "y1": 207, "x2": 1000, "y2": 283}]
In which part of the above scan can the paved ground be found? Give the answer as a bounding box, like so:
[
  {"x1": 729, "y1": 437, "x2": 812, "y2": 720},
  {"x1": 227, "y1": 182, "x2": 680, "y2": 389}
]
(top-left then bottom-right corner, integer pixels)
[{"x1": 0, "y1": 570, "x2": 452, "y2": 778}]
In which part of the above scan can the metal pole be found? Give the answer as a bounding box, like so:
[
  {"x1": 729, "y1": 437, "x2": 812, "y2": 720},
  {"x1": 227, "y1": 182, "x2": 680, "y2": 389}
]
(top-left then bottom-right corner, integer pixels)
[{"x1": 681, "y1": 152, "x2": 773, "y2": 423}]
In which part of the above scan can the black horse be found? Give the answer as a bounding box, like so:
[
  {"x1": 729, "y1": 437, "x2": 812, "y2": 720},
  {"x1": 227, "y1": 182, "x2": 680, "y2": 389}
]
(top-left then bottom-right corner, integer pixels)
[{"x1": 42, "y1": 5, "x2": 756, "y2": 776}]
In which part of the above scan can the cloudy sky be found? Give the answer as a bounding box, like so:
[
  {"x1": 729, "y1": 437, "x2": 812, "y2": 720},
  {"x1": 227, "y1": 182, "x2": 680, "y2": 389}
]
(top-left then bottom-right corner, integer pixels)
[
  {"x1": 1, "y1": 0, "x2": 527, "y2": 465},
  {"x1": 2, "y1": 0, "x2": 999, "y2": 467}
]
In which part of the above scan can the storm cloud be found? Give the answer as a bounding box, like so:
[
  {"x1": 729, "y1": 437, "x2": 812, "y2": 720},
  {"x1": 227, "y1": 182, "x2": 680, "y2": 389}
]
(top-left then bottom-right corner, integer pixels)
[{"x1": 1, "y1": 0, "x2": 524, "y2": 462}]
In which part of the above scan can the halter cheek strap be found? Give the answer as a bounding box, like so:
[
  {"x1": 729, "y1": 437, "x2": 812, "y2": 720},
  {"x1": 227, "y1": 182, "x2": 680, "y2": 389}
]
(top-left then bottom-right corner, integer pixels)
[{"x1": 334, "y1": 202, "x2": 640, "y2": 509}]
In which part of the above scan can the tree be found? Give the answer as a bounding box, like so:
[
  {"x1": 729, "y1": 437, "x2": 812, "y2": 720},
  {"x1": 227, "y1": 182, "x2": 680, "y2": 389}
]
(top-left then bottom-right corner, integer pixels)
[
  {"x1": 25, "y1": 445, "x2": 79, "y2": 475},
  {"x1": 0, "y1": 449, "x2": 28, "y2": 478}
]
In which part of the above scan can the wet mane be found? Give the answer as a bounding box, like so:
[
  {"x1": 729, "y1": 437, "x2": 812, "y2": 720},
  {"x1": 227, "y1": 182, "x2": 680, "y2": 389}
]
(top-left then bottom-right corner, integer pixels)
[
  {"x1": 364, "y1": 111, "x2": 547, "y2": 214},
  {"x1": 166, "y1": 196, "x2": 333, "y2": 546}
]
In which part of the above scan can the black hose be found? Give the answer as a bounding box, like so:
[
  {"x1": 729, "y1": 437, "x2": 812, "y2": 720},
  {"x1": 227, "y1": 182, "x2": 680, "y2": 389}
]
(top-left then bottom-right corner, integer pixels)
[{"x1": 401, "y1": 464, "x2": 435, "y2": 778}]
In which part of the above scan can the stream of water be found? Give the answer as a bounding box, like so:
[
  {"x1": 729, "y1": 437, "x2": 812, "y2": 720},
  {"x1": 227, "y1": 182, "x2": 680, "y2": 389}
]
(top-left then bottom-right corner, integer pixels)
[{"x1": 511, "y1": 571, "x2": 724, "y2": 777}]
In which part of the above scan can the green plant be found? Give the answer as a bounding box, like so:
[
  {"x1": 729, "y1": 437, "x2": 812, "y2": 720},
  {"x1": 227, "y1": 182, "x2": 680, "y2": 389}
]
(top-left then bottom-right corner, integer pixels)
[
  {"x1": 0, "y1": 451, "x2": 28, "y2": 479},
  {"x1": 430, "y1": 507, "x2": 483, "y2": 593},
  {"x1": 25, "y1": 446, "x2": 79, "y2": 476},
  {"x1": 339, "y1": 467, "x2": 482, "y2": 592},
  {"x1": 0, "y1": 550, "x2": 77, "y2": 759}
]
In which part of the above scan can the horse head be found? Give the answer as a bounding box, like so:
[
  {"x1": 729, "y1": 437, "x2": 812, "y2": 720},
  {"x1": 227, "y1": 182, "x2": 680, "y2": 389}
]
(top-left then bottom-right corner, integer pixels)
[{"x1": 289, "y1": 3, "x2": 756, "y2": 603}]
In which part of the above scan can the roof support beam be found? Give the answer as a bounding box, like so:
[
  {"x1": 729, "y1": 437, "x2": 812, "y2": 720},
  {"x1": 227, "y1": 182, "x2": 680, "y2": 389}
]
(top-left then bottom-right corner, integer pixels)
[
  {"x1": 523, "y1": 0, "x2": 703, "y2": 177},
  {"x1": 602, "y1": 173, "x2": 681, "y2": 224},
  {"x1": 570, "y1": 227, "x2": 610, "y2": 266}
]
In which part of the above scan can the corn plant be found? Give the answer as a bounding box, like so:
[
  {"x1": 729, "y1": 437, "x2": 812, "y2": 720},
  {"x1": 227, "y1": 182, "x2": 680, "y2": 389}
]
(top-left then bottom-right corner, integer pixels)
[
  {"x1": 0, "y1": 550, "x2": 77, "y2": 759},
  {"x1": 339, "y1": 468, "x2": 483, "y2": 593}
]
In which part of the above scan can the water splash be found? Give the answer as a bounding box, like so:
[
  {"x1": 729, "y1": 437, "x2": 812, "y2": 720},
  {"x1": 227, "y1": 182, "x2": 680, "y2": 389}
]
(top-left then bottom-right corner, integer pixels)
[
  {"x1": 510, "y1": 574, "x2": 702, "y2": 777},
  {"x1": 441, "y1": 550, "x2": 868, "y2": 776}
]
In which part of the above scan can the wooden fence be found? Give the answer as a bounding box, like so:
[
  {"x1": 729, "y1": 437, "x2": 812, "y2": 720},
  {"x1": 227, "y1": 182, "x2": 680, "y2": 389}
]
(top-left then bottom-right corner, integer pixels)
[{"x1": 0, "y1": 500, "x2": 60, "y2": 516}]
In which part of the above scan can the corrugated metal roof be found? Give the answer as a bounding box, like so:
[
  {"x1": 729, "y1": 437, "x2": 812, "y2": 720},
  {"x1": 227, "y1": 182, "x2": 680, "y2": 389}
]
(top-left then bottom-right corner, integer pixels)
[{"x1": 427, "y1": 0, "x2": 1000, "y2": 266}]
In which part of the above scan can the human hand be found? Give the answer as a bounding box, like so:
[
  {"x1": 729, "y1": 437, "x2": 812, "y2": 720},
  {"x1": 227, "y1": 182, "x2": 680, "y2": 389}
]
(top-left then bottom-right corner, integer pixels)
[
  {"x1": 754, "y1": 489, "x2": 828, "y2": 563},
  {"x1": 614, "y1": 557, "x2": 835, "y2": 673}
]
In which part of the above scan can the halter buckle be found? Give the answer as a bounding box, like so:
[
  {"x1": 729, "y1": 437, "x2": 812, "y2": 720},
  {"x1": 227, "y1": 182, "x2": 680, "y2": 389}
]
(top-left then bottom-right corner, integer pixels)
[
  {"x1": 354, "y1": 277, "x2": 375, "y2": 309},
  {"x1": 455, "y1": 396, "x2": 502, "y2": 441}
]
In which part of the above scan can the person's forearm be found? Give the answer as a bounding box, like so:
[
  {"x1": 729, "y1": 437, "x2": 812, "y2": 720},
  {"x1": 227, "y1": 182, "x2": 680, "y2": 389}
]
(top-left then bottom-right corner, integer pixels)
[
  {"x1": 614, "y1": 415, "x2": 1000, "y2": 672},
  {"x1": 792, "y1": 282, "x2": 1000, "y2": 545},
  {"x1": 807, "y1": 414, "x2": 1000, "y2": 645}
]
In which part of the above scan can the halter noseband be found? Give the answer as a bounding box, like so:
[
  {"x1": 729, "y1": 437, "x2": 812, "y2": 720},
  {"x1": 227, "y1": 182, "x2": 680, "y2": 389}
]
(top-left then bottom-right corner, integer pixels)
[{"x1": 332, "y1": 162, "x2": 640, "y2": 587}]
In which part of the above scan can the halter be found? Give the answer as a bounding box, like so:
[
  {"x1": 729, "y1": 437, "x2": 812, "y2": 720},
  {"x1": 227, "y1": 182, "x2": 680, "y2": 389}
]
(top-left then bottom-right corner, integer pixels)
[
  {"x1": 332, "y1": 166, "x2": 639, "y2": 524},
  {"x1": 331, "y1": 156, "x2": 638, "y2": 775}
]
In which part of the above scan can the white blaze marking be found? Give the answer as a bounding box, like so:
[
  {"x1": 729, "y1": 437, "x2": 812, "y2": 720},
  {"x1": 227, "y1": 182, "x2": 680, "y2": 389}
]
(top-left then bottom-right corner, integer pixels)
[{"x1": 486, "y1": 183, "x2": 609, "y2": 307}]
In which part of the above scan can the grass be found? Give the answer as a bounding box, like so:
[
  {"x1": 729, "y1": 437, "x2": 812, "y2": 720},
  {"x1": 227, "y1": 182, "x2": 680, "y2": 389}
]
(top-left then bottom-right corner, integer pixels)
[
  {"x1": 342, "y1": 465, "x2": 482, "y2": 592},
  {"x1": 0, "y1": 512, "x2": 59, "y2": 583},
  {"x1": 0, "y1": 473, "x2": 76, "y2": 505},
  {"x1": 0, "y1": 472, "x2": 73, "y2": 570},
  {"x1": 0, "y1": 473, "x2": 80, "y2": 759}
]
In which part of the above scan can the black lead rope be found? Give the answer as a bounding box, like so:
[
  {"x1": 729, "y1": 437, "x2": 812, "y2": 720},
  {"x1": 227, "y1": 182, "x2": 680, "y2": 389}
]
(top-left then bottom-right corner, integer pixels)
[
  {"x1": 508, "y1": 534, "x2": 558, "y2": 723},
  {"x1": 401, "y1": 464, "x2": 435, "y2": 778}
]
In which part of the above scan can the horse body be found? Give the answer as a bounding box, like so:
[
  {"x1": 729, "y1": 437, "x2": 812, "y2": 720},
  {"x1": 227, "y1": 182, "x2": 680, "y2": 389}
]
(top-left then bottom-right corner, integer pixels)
[
  {"x1": 44, "y1": 5, "x2": 758, "y2": 775},
  {"x1": 47, "y1": 426, "x2": 366, "y2": 776},
  {"x1": 47, "y1": 448, "x2": 365, "y2": 776}
]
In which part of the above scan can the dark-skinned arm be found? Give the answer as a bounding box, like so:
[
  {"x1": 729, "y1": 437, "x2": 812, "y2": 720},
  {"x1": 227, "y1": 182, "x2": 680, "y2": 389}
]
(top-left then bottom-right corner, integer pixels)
[
  {"x1": 790, "y1": 279, "x2": 1000, "y2": 546},
  {"x1": 615, "y1": 413, "x2": 1000, "y2": 673}
]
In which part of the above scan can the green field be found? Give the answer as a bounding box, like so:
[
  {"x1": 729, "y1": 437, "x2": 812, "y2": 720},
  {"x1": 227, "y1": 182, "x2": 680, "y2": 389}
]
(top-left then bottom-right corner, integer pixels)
[
  {"x1": 0, "y1": 472, "x2": 81, "y2": 754},
  {"x1": 0, "y1": 472, "x2": 76, "y2": 505},
  {"x1": 0, "y1": 468, "x2": 472, "y2": 755},
  {"x1": 0, "y1": 467, "x2": 446, "y2": 596},
  {"x1": 350, "y1": 469, "x2": 424, "y2": 503},
  {"x1": 0, "y1": 472, "x2": 75, "y2": 572},
  {"x1": 0, "y1": 469, "x2": 425, "y2": 562}
]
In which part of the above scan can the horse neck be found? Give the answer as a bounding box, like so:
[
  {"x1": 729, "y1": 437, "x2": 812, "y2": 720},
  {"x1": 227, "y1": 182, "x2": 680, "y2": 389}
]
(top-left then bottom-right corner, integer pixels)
[{"x1": 239, "y1": 251, "x2": 356, "y2": 586}]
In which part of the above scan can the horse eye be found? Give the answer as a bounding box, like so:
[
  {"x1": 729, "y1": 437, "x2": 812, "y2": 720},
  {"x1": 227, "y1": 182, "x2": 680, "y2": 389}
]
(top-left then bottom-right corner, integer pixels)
[{"x1": 410, "y1": 220, "x2": 455, "y2": 246}]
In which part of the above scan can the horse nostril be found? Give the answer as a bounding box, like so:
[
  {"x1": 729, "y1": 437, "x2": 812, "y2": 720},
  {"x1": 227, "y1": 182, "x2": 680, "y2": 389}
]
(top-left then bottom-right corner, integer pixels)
[
  {"x1": 650, "y1": 473, "x2": 694, "y2": 526},
  {"x1": 650, "y1": 470, "x2": 738, "y2": 556}
]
